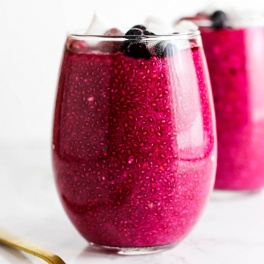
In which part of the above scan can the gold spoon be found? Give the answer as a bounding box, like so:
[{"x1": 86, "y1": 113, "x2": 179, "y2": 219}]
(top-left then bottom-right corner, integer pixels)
[{"x1": 0, "y1": 228, "x2": 66, "y2": 264}]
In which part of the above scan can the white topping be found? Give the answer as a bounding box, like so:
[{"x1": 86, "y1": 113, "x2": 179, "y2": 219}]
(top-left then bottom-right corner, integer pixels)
[
  {"x1": 85, "y1": 11, "x2": 108, "y2": 35},
  {"x1": 145, "y1": 16, "x2": 175, "y2": 35},
  {"x1": 174, "y1": 20, "x2": 198, "y2": 33}
]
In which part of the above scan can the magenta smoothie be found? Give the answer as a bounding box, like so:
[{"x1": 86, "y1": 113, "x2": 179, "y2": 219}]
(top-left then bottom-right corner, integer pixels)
[
  {"x1": 186, "y1": 11, "x2": 264, "y2": 190},
  {"x1": 52, "y1": 26, "x2": 216, "y2": 251},
  {"x1": 202, "y1": 27, "x2": 264, "y2": 190}
]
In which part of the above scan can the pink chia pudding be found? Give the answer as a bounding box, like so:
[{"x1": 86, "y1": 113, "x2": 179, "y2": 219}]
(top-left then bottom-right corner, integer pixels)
[
  {"x1": 52, "y1": 25, "x2": 216, "y2": 250},
  {"x1": 184, "y1": 10, "x2": 264, "y2": 190}
]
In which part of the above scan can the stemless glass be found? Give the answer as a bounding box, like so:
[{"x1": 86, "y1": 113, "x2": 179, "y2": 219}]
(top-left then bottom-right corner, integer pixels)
[
  {"x1": 52, "y1": 30, "x2": 216, "y2": 254},
  {"x1": 197, "y1": 16, "x2": 264, "y2": 191}
]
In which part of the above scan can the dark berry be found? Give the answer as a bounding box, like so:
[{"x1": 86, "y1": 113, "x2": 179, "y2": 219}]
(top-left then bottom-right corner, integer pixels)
[
  {"x1": 125, "y1": 28, "x2": 144, "y2": 39},
  {"x1": 132, "y1": 24, "x2": 146, "y2": 30},
  {"x1": 154, "y1": 41, "x2": 176, "y2": 58},
  {"x1": 122, "y1": 26, "x2": 152, "y2": 59},
  {"x1": 210, "y1": 10, "x2": 227, "y2": 29},
  {"x1": 143, "y1": 30, "x2": 155, "y2": 35},
  {"x1": 123, "y1": 41, "x2": 151, "y2": 59}
]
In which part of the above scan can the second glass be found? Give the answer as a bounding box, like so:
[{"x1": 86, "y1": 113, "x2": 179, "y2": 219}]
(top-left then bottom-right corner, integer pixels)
[
  {"x1": 52, "y1": 31, "x2": 216, "y2": 254},
  {"x1": 196, "y1": 12, "x2": 264, "y2": 191}
]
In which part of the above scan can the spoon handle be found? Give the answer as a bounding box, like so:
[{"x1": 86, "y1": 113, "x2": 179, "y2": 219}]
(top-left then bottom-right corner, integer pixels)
[{"x1": 0, "y1": 228, "x2": 66, "y2": 264}]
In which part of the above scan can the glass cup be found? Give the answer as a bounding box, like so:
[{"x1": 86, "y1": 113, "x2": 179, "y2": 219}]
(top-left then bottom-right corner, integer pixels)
[
  {"x1": 189, "y1": 13, "x2": 264, "y2": 191},
  {"x1": 52, "y1": 30, "x2": 216, "y2": 254}
]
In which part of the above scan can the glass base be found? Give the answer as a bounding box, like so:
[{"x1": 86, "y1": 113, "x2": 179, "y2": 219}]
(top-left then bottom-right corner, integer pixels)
[
  {"x1": 211, "y1": 189, "x2": 262, "y2": 201},
  {"x1": 90, "y1": 242, "x2": 176, "y2": 255}
]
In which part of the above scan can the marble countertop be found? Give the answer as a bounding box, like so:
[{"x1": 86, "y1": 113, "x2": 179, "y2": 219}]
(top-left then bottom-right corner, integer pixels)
[{"x1": 1, "y1": 141, "x2": 264, "y2": 264}]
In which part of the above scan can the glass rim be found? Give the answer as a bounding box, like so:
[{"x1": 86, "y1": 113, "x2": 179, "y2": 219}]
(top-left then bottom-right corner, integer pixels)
[{"x1": 67, "y1": 29, "x2": 201, "y2": 41}]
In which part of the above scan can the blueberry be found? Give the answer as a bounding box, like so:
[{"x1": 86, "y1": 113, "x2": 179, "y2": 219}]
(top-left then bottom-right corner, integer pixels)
[
  {"x1": 125, "y1": 28, "x2": 144, "y2": 39},
  {"x1": 210, "y1": 10, "x2": 227, "y2": 29},
  {"x1": 154, "y1": 41, "x2": 176, "y2": 58},
  {"x1": 123, "y1": 27, "x2": 152, "y2": 59},
  {"x1": 123, "y1": 41, "x2": 151, "y2": 59},
  {"x1": 143, "y1": 30, "x2": 155, "y2": 35},
  {"x1": 132, "y1": 24, "x2": 146, "y2": 30}
]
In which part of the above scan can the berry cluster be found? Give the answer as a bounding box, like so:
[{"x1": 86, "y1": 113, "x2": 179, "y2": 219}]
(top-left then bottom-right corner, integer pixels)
[
  {"x1": 122, "y1": 25, "x2": 176, "y2": 59},
  {"x1": 67, "y1": 24, "x2": 178, "y2": 59}
]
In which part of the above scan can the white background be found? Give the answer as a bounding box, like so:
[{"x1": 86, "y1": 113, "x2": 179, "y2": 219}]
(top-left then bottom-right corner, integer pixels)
[{"x1": 0, "y1": 0, "x2": 263, "y2": 145}]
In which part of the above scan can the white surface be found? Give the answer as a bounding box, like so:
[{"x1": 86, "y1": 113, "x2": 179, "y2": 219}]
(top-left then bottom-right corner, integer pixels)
[
  {"x1": 1, "y1": 142, "x2": 264, "y2": 264},
  {"x1": 1, "y1": 0, "x2": 264, "y2": 143}
]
